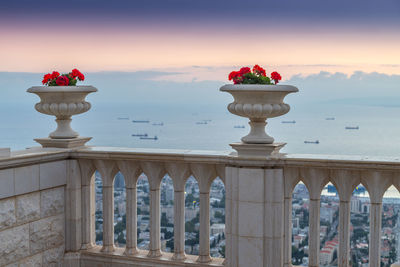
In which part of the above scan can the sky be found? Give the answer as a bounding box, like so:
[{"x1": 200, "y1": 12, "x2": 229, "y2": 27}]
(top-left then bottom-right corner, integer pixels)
[{"x1": 0, "y1": 0, "x2": 399, "y2": 80}]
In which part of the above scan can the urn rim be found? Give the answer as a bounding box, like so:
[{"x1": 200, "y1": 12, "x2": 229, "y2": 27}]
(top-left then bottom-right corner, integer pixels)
[
  {"x1": 27, "y1": 85, "x2": 98, "y2": 93},
  {"x1": 220, "y1": 84, "x2": 298, "y2": 93}
]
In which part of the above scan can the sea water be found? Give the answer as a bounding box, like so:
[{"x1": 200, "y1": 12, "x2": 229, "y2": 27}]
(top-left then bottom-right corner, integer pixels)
[
  {"x1": 2, "y1": 101, "x2": 400, "y2": 156},
  {"x1": 2, "y1": 100, "x2": 400, "y2": 198}
]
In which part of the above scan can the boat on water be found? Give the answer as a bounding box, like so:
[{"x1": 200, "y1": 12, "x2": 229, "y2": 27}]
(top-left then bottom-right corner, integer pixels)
[
  {"x1": 326, "y1": 117, "x2": 335, "y2": 120},
  {"x1": 117, "y1": 117, "x2": 129, "y2": 120},
  {"x1": 132, "y1": 134, "x2": 148, "y2": 137},
  {"x1": 132, "y1": 120, "x2": 150, "y2": 123},
  {"x1": 345, "y1": 126, "x2": 359, "y2": 130},
  {"x1": 196, "y1": 121, "x2": 207, "y2": 125},
  {"x1": 152, "y1": 122, "x2": 164, "y2": 126},
  {"x1": 304, "y1": 140, "x2": 319, "y2": 144},
  {"x1": 281, "y1": 120, "x2": 296, "y2": 124},
  {"x1": 234, "y1": 125, "x2": 245, "y2": 128},
  {"x1": 140, "y1": 136, "x2": 158, "y2": 140}
]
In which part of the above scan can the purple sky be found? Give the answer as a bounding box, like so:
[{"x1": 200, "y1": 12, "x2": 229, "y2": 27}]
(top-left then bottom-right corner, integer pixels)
[
  {"x1": 1, "y1": 0, "x2": 399, "y2": 28},
  {"x1": 0, "y1": 0, "x2": 399, "y2": 76}
]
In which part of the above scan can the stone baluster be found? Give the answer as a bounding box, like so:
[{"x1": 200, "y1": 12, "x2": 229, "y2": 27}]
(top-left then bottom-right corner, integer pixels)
[
  {"x1": 331, "y1": 170, "x2": 361, "y2": 267},
  {"x1": 191, "y1": 163, "x2": 217, "y2": 263},
  {"x1": 301, "y1": 169, "x2": 329, "y2": 267},
  {"x1": 94, "y1": 160, "x2": 118, "y2": 253},
  {"x1": 78, "y1": 159, "x2": 96, "y2": 250},
  {"x1": 283, "y1": 168, "x2": 300, "y2": 267},
  {"x1": 362, "y1": 171, "x2": 393, "y2": 267},
  {"x1": 165, "y1": 162, "x2": 191, "y2": 260},
  {"x1": 141, "y1": 161, "x2": 165, "y2": 258},
  {"x1": 215, "y1": 164, "x2": 226, "y2": 265},
  {"x1": 117, "y1": 161, "x2": 142, "y2": 255}
]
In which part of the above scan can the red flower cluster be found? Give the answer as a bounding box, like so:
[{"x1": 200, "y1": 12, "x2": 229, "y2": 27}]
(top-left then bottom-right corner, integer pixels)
[
  {"x1": 228, "y1": 65, "x2": 282, "y2": 85},
  {"x1": 271, "y1": 71, "x2": 282, "y2": 84},
  {"x1": 229, "y1": 67, "x2": 252, "y2": 84},
  {"x1": 42, "y1": 69, "x2": 85, "y2": 86}
]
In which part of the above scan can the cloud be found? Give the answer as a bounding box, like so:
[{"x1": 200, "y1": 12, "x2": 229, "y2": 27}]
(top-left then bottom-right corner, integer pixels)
[{"x1": 285, "y1": 71, "x2": 400, "y2": 107}]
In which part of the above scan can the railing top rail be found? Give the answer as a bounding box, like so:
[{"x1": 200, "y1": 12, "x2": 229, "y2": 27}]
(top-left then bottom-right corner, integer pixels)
[
  {"x1": 1, "y1": 146, "x2": 400, "y2": 171},
  {"x1": 72, "y1": 146, "x2": 230, "y2": 164},
  {"x1": 0, "y1": 147, "x2": 69, "y2": 170},
  {"x1": 73, "y1": 146, "x2": 400, "y2": 171}
]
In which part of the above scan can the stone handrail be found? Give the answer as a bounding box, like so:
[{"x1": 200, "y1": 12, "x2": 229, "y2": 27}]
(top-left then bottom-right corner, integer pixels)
[
  {"x1": 71, "y1": 147, "x2": 400, "y2": 267},
  {"x1": 1, "y1": 146, "x2": 400, "y2": 266}
]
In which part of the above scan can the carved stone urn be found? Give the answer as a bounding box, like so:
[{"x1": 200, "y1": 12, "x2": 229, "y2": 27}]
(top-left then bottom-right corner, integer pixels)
[
  {"x1": 27, "y1": 85, "x2": 97, "y2": 148},
  {"x1": 220, "y1": 84, "x2": 298, "y2": 157}
]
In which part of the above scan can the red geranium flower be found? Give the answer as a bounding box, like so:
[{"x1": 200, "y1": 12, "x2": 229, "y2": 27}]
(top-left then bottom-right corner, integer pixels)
[
  {"x1": 239, "y1": 67, "x2": 251, "y2": 75},
  {"x1": 77, "y1": 73, "x2": 84, "y2": 81},
  {"x1": 228, "y1": 71, "x2": 243, "y2": 84},
  {"x1": 253, "y1": 64, "x2": 266, "y2": 76},
  {"x1": 71, "y1": 69, "x2": 79, "y2": 77},
  {"x1": 229, "y1": 71, "x2": 238, "y2": 80},
  {"x1": 56, "y1": 75, "x2": 70, "y2": 86},
  {"x1": 271, "y1": 71, "x2": 282, "y2": 84},
  {"x1": 50, "y1": 71, "x2": 60, "y2": 79},
  {"x1": 71, "y1": 68, "x2": 85, "y2": 81},
  {"x1": 42, "y1": 73, "x2": 52, "y2": 84}
]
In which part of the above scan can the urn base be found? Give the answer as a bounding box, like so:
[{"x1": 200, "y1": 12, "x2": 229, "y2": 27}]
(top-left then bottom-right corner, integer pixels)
[
  {"x1": 230, "y1": 142, "x2": 286, "y2": 158},
  {"x1": 34, "y1": 137, "x2": 92, "y2": 148}
]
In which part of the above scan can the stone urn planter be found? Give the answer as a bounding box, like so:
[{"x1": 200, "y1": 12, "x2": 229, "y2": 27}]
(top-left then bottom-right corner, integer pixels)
[
  {"x1": 27, "y1": 85, "x2": 97, "y2": 148},
  {"x1": 220, "y1": 84, "x2": 298, "y2": 157}
]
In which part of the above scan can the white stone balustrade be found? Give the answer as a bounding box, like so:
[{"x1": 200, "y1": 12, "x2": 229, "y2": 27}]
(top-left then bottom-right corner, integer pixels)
[{"x1": 1, "y1": 147, "x2": 400, "y2": 266}]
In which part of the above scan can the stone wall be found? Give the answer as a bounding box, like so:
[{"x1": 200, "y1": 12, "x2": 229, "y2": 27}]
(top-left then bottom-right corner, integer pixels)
[{"x1": 0, "y1": 160, "x2": 67, "y2": 267}]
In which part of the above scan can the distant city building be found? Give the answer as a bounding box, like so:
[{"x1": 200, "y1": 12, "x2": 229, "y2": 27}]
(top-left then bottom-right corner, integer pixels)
[
  {"x1": 210, "y1": 223, "x2": 225, "y2": 236},
  {"x1": 351, "y1": 198, "x2": 361, "y2": 213}
]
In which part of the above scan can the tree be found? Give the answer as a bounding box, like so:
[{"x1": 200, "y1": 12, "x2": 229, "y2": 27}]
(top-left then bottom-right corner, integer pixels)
[
  {"x1": 219, "y1": 245, "x2": 225, "y2": 258},
  {"x1": 161, "y1": 212, "x2": 168, "y2": 227},
  {"x1": 214, "y1": 211, "x2": 225, "y2": 223},
  {"x1": 166, "y1": 238, "x2": 174, "y2": 250},
  {"x1": 211, "y1": 239, "x2": 216, "y2": 248},
  {"x1": 96, "y1": 232, "x2": 103, "y2": 242},
  {"x1": 117, "y1": 232, "x2": 126, "y2": 244}
]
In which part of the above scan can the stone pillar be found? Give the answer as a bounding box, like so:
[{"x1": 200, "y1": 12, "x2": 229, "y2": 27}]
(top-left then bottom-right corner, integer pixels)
[
  {"x1": 166, "y1": 162, "x2": 190, "y2": 261},
  {"x1": 117, "y1": 161, "x2": 141, "y2": 256},
  {"x1": 93, "y1": 160, "x2": 118, "y2": 253},
  {"x1": 283, "y1": 168, "x2": 299, "y2": 267},
  {"x1": 338, "y1": 200, "x2": 351, "y2": 267},
  {"x1": 331, "y1": 169, "x2": 361, "y2": 267},
  {"x1": 125, "y1": 186, "x2": 138, "y2": 255},
  {"x1": 308, "y1": 199, "x2": 320, "y2": 267},
  {"x1": 369, "y1": 203, "x2": 382, "y2": 267},
  {"x1": 198, "y1": 191, "x2": 211, "y2": 263},
  {"x1": 141, "y1": 162, "x2": 165, "y2": 258},
  {"x1": 362, "y1": 170, "x2": 393, "y2": 267},
  {"x1": 190, "y1": 163, "x2": 217, "y2": 264},
  {"x1": 78, "y1": 159, "x2": 96, "y2": 250},
  {"x1": 102, "y1": 184, "x2": 114, "y2": 252},
  {"x1": 225, "y1": 166, "x2": 285, "y2": 267}
]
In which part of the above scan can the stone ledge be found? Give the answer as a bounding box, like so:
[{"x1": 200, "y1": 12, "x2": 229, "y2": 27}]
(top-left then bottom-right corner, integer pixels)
[
  {"x1": 81, "y1": 246, "x2": 224, "y2": 267},
  {"x1": 0, "y1": 160, "x2": 67, "y2": 200},
  {"x1": 34, "y1": 137, "x2": 92, "y2": 148}
]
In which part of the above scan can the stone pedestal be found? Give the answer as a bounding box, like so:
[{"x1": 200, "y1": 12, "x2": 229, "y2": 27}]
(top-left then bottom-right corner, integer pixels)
[
  {"x1": 230, "y1": 142, "x2": 285, "y2": 158},
  {"x1": 35, "y1": 137, "x2": 92, "y2": 148},
  {"x1": 225, "y1": 166, "x2": 284, "y2": 267}
]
